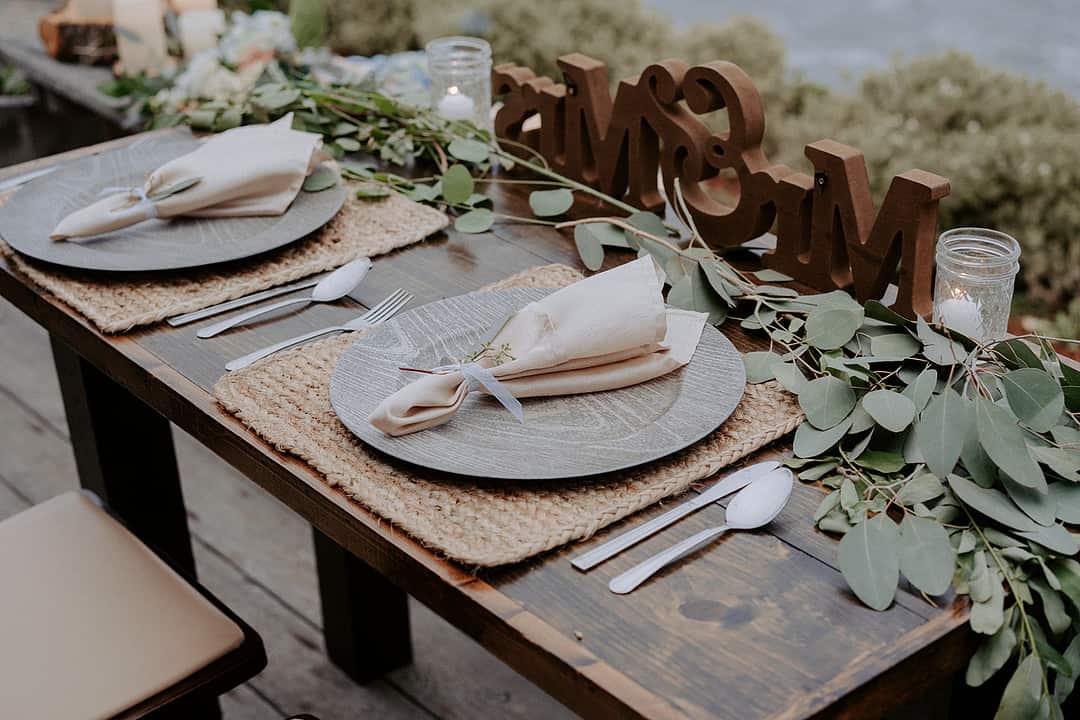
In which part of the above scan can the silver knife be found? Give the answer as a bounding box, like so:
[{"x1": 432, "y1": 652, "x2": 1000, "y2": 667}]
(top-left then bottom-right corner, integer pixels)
[
  {"x1": 166, "y1": 275, "x2": 327, "y2": 327},
  {"x1": 0, "y1": 165, "x2": 59, "y2": 192},
  {"x1": 570, "y1": 460, "x2": 781, "y2": 571}
]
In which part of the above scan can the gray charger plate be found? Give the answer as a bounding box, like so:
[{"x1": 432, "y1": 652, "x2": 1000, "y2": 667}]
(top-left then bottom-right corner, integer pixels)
[
  {"x1": 0, "y1": 129, "x2": 345, "y2": 272},
  {"x1": 329, "y1": 288, "x2": 747, "y2": 480}
]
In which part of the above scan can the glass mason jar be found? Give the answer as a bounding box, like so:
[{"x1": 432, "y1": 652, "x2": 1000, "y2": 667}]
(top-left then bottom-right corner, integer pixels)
[
  {"x1": 932, "y1": 228, "x2": 1021, "y2": 341},
  {"x1": 425, "y1": 36, "x2": 492, "y2": 131}
]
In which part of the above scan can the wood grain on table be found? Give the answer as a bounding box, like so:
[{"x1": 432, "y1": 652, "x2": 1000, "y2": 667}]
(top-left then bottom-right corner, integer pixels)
[{"x1": 0, "y1": 136, "x2": 975, "y2": 720}]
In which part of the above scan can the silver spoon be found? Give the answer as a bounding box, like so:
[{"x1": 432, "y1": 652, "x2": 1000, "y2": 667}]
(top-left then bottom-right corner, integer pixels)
[
  {"x1": 608, "y1": 468, "x2": 793, "y2": 594},
  {"x1": 197, "y1": 257, "x2": 372, "y2": 338}
]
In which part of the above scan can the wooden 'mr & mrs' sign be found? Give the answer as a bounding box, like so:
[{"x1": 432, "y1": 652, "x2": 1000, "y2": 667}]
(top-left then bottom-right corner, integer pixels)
[{"x1": 493, "y1": 54, "x2": 951, "y2": 318}]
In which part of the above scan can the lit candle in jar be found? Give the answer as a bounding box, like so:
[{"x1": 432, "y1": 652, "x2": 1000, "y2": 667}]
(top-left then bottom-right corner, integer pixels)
[
  {"x1": 177, "y1": 8, "x2": 225, "y2": 59},
  {"x1": 437, "y1": 86, "x2": 475, "y2": 121},
  {"x1": 936, "y1": 291, "x2": 984, "y2": 338}
]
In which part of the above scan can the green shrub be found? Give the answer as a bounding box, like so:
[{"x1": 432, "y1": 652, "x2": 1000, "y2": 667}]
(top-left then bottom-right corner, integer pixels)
[
  {"x1": 413, "y1": 0, "x2": 672, "y2": 83},
  {"x1": 776, "y1": 52, "x2": 1080, "y2": 329},
  {"x1": 324, "y1": 0, "x2": 419, "y2": 56}
]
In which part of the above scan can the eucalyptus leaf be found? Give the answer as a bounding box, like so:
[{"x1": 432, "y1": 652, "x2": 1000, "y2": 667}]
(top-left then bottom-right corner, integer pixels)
[
  {"x1": 818, "y1": 508, "x2": 854, "y2": 535},
  {"x1": 1051, "y1": 425, "x2": 1080, "y2": 449},
  {"x1": 1055, "y1": 636, "x2": 1080, "y2": 704},
  {"x1": 1061, "y1": 362, "x2": 1080, "y2": 412},
  {"x1": 447, "y1": 138, "x2": 491, "y2": 163},
  {"x1": 799, "y1": 376, "x2": 857, "y2": 429},
  {"x1": 958, "y1": 529, "x2": 979, "y2": 553},
  {"x1": 799, "y1": 462, "x2": 838, "y2": 482},
  {"x1": 947, "y1": 474, "x2": 1043, "y2": 533},
  {"x1": 966, "y1": 621, "x2": 1017, "y2": 687},
  {"x1": 1031, "y1": 446, "x2": 1080, "y2": 482},
  {"x1": 969, "y1": 549, "x2": 995, "y2": 602},
  {"x1": 332, "y1": 121, "x2": 358, "y2": 136},
  {"x1": 453, "y1": 208, "x2": 494, "y2": 234},
  {"x1": 862, "y1": 389, "x2": 916, "y2": 432},
  {"x1": 1002, "y1": 368, "x2": 1066, "y2": 433},
  {"x1": 771, "y1": 362, "x2": 807, "y2": 394},
  {"x1": 994, "y1": 655, "x2": 1043, "y2": 720},
  {"x1": 752, "y1": 269, "x2": 793, "y2": 282},
  {"x1": 1050, "y1": 559, "x2": 1080, "y2": 611},
  {"x1": 1030, "y1": 619, "x2": 1072, "y2": 677},
  {"x1": 903, "y1": 368, "x2": 938, "y2": 412},
  {"x1": 903, "y1": 427, "x2": 924, "y2": 464},
  {"x1": 441, "y1": 164, "x2": 475, "y2": 204},
  {"x1": 582, "y1": 221, "x2": 632, "y2": 249},
  {"x1": 850, "y1": 403, "x2": 877, "y2": 434},
  {"x1": 865, "y1": 300, "x2": 914, "y2": 327},
  {"x1": 838, "y1": 514, "x2": 900, "y2": 611},
  {"x1": 916, "y1": 388, "x2": 970, "y2": 479},
  {"x1": 302, "y1": 166, "x2": 338, "y2": 192},
  {"x1": 624, "y1": 210, "x2": 667, "y2": 245},
  {"x1": 743, "y1": 351, "x2": 782, "y2": 384},
  {"x1": 1016, "y1": 523, "x2": 1080, "y2": 556},
  {"x1": 813, "y1": 491, "x2": 841, "y2": 522},
  {"x1": 848, "y1": 430, "x2": 874, "y2": 460},
  {"x1": 962, "y1": 419, "x2": 999, "y2": 488},
  {"x1": 464, "y1": 193, "x2": 491, "y2": 207},
  {"x1": 870, "y1": 332, "x2": 921, "y2": 360},
  {"x1": 970, "y1": 567, "x2": 1005, "y2": 635},
  {"x1": 354, "y1": 186, "x2": 390, "y2": 199},
  {"x1": 529, "y1": 188, "x2": 575, "y2": 217},
  {"x1": 992, "y1": 338, "x2": 1044, "y2": 370},
  {"x1": 854, "y1": 451, "x2": 906, "y2": 474},
  {"x1": 794, "y1": 414, "x2": 854, "y2": 457},
  {"x1": 917, "y1": 316, "x2": 968, "y2": 365},
  {"x1": 1030, "y1": 577, "x2": 1071, "y2": 635},
  {"x1": 805, "y1": 304, "x2": 864, "y2": 350},
  {"x1": 407, "y1": 183, "x2": 440, "y2": 203},
  {"x1": 667, "y1": 265, "x2": 728, "y2": 325},
  {"x1": 976, "y1": 397, "x2": 1047, "y2": 492},
  {"x1": 898, "y1": 514, "x2": 955, "y2": 595},
  {"x1": 896, "y1": 472, "x2": 945, "y2": 506},
  {"x1": 334, "y1": 137, "x2": 361, "y2": 152},
  {"x1": 574, "y1": 225, "x2": 605, "y2": 271},
  {"x1": 1001, "y1": 472, "x2": 1057, "y2": 526},
  {"x1": 1050, "y1": 483, "x2": 1080, "y2": 523}
]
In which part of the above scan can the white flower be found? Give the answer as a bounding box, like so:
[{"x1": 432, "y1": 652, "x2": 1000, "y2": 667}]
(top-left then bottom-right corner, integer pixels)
[{"x1": 219, "y1": 10, "x2": 296, "y2": 66}]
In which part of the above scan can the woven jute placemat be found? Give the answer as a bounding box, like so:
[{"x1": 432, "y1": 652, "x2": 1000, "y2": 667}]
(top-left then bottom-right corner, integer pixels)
[
  {"x1": 214, "y1": 263, "x2": 803, "y2": 567},
  {"x1": 0, "y1": 184, "x2": 448, "y2": 333}
]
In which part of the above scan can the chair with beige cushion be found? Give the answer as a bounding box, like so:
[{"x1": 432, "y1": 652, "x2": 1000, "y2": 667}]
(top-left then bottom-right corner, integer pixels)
[{"x1": 0, "y1": 491, "x2": 266, "y2": 719}]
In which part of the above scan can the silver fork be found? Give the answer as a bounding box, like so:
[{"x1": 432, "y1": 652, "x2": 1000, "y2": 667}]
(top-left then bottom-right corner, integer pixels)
[{"x1": 224, "y1": 289, "x2": 413, "y2": 372}]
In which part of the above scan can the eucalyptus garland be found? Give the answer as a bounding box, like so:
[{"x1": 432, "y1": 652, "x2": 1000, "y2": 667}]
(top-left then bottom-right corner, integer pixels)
[
  {"x1": 116, "y1": 60, "x2": 1080, "y2": 717},
  {"x1": 376, "y1": 145, "x2": 1080, "y2": 719}
]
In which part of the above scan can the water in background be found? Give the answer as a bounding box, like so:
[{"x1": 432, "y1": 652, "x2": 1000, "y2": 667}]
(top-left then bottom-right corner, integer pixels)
[{"x1": 646, "y1": 0, "x2": 1080, "y2": 97}]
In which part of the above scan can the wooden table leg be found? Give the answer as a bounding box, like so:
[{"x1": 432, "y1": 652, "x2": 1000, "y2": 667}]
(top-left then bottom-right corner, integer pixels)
[
  {"x1": 313, "y1": 527, "x2": 413, "y2": 682},
  {"x1": 51, "y1": 336, "x2": 221, "y2": 720}
]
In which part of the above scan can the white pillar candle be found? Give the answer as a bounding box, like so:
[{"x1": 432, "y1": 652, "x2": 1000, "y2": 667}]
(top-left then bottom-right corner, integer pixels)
[
  {"x1": 113, "y1": 0, "x2": 168, "y2": 76},
  {"x1": 177, "y1": 8, "x2": 225, "y2": 59},
  {"x1": 70, "y1": 0, "x2": 114, "y2": 18},
  {"x1": 437, "y1": 87, "x2": 475, "y2": 121},
  {"x1": 937, "y1": 295, "x2": 984, "y2": 338}
]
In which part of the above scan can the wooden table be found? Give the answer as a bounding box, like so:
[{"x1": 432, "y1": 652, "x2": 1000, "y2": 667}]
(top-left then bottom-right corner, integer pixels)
[{"x1": 0, "y1": 134, "x2": 977, "y2": 720}]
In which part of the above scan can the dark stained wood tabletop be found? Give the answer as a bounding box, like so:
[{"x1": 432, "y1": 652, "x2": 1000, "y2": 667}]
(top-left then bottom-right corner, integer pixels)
[{"x1": 0, "y1": 135, "x2": 976, "y2": 720}]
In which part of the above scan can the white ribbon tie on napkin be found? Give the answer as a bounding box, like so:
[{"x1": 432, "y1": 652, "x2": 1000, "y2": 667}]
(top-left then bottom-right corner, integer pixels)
[
  {"x1": 50, "y1": 114, "x2": 327, "y2": 240},
  {"x1": 369, "y1": 256, "x2": 709, "y2": 436}
]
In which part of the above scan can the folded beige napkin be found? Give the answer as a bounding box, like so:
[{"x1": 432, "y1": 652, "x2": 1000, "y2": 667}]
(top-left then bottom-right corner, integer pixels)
[
  {"x1": 369, "y1": 256, "x2": 709, "y2": 436},
  {"x1": 50, "y1": 115, "x2": 326, "y2": 240}
]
